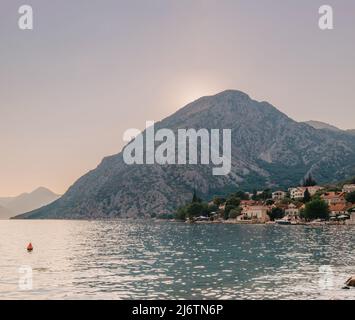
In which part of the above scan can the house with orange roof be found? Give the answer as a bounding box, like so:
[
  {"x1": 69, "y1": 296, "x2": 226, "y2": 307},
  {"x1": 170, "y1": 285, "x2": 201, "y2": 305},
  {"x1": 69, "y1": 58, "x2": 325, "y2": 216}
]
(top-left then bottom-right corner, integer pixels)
[
  {"x1": 329, "y1": 203, "x2": 348, "y2": 216},
  {"x1": 321, "y1": 192, "x2": 346, "y2": 206}
]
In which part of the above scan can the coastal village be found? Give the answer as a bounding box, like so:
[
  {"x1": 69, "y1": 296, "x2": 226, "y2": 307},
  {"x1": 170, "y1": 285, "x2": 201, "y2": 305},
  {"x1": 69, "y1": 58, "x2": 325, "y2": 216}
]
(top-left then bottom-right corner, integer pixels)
[{"x1": 174, "y1": 176, "x2": 355, "y2": 226}]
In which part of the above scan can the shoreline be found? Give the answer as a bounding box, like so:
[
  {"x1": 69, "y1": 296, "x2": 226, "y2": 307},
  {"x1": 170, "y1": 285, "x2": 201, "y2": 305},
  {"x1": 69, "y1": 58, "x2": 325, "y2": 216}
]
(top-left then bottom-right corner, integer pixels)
[
  {"x1": 2, "y1": 217, "x2": 354, "y2": 227},
  {"x1": 168, "y1": 219, "x2": 355, "y2": 226}
]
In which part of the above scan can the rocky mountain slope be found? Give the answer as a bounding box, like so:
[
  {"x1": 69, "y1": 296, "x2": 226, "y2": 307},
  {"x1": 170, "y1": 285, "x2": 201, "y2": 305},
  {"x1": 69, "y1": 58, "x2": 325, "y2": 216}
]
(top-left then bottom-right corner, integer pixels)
[{"x1": 16, "y1": 90, "x2": 355, "y2": 219}]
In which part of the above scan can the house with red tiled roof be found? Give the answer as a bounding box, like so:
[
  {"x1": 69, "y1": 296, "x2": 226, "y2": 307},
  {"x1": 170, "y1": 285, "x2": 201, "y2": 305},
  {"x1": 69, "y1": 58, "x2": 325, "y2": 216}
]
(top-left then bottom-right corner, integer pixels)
[
  {"x1": 321, "y1": 192, "x2": 346, "y2": 206},
  {"x1": 329, "y1": 203, "x2": 348, "y2": 216}
]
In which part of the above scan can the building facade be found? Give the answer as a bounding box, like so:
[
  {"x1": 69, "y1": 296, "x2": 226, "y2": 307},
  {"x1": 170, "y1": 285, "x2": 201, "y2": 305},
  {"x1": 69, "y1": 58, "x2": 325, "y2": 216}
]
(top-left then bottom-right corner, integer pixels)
[
  {"x1": 343, "y1": 184, "x2": 355, "y2": 193},
  {"x1": 285, "y1": 203, "x2": 300, "y2": 218},
  {"x1": 272, "y1": 191, "x2": 287, "y2": 200},
  {"x1": 321, "y1": 192, "x2": 346, "y2": 206},
  {"x1": 242, "y1": 205, "x2": 270, "y2": 223},
  {"x1": 289, "y1": 186, "x2": 323, "y2": 199}
]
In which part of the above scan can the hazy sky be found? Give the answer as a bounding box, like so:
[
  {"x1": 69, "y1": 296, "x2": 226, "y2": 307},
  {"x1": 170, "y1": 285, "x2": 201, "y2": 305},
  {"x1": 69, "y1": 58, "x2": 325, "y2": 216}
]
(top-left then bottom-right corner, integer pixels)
[{"x1": 1, "y1": 0, "x2": 354, "y2": 196}]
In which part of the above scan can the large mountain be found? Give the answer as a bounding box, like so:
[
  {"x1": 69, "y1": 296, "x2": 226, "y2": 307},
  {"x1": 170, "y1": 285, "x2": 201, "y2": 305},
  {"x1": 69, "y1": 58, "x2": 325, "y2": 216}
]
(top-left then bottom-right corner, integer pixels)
[
  {"x1": 1, "y1": 187, "x2": 60, "y2": 218},
  {"x1": 15, "y1": 90, "x2": 355, "y2": 219}
]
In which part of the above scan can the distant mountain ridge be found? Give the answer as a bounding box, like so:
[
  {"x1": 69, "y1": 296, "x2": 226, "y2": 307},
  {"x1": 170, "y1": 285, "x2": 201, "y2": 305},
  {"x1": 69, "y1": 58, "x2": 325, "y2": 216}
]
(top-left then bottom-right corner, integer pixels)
[
  {"x1": 304, "y1": 120, "x2": 343, "y2": 132},
  {"x1": 0, "y1": 205, "x2": 14, "y2": 220},
  {"x1": 15, "y1": 90, "x2": 355, "y2": 219},
  {"x1": 304, "y1": 120, "x2": 355, "y2": 135},
  {"x1": 0, "y1": 187, "x2": 60, "y2": 218}
]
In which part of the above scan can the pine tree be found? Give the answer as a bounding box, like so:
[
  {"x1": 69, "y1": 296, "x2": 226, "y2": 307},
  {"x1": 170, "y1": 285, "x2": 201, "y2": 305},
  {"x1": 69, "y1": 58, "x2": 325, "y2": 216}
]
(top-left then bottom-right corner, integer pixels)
[
  {"x1": 192, "y1": 189, "x2": 198, "y2": 203},
  {"x1": 192, "y1": 189, "x2": 202, "y2": 203},
  {"x1": 303, "y1": 173, "x2": 317, "y2": 187},
  {"x1": 303, "y1": 188, "x2": 311, "y2": 203}
]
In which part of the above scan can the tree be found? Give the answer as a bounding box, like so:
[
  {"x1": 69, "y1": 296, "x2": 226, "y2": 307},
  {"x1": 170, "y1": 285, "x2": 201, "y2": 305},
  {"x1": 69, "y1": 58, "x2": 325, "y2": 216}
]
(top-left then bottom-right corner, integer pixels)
[
  {"x1": 175, "y1": 199, "x2": 209, "y2": 221},
  {"x1": 225, "y1": 196, "x2": 241, "y2": 207},
  {"x1": 213, "y1": 196, "x2": 226, "y2": 207},
  {"x1": 233, "y1": 191, "x2": 249, "y2": 200},
  {"x1": 280, "y1": 198, "x2": 291, "y2": 205},
  {"x1": 207, "y1": 203, "x2": 218, "y2": 213},
  {"x1": 175, "y1": 206, "x2": 187, "y2": 221},
  {"x1": 304, "y1": 199, "x2": 330, "y2": 220},
  {"x1": 303, "y1": 188, "x2": 311, "y2": 203},
  {"x1": 345, "y1": 191, "x2": 355, "y2": 203},
  {"x1": 252, "y1": 189, "x2": 258, "y2": 201},
  {"x1": 268, "y1": 207, "x2": 285, "y2": 221},
  {"x1": 252, "y1": 189, "x2": 272, "y2": 201},
  {"x1": 192, "y1": 190, "x2": 202, "y2": 203},
  {"x1": 229, "y1": 207, "x2": 242, "y2": 219},
  {"x1": 186, "y1": 202, "x2": 207, "y2": 218},
  {"x1": 299, "y1": 208, "x2": 306, "y2": 219},
  {"x1": 224, "y1": 205, "x2": 237, "y2": 219},
  {"x1": 303, "y1": 173, "x2": 317, "y2": 187},
  {"x1": 260, "y1": 189, "x2": 272, "y2": 200}
]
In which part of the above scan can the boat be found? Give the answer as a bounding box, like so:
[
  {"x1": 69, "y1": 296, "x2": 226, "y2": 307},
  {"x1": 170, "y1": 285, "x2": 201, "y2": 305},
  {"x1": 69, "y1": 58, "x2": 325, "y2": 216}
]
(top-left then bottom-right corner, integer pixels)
[{"x1": 275, "y1": 219, "x2": 291, "y2": 225}]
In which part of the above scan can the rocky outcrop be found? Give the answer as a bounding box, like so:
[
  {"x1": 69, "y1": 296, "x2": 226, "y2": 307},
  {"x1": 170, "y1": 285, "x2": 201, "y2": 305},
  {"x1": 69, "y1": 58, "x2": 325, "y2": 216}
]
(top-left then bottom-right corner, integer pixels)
[{"x1": 345, "y1": 277, "x2": 355, "y2": 287}]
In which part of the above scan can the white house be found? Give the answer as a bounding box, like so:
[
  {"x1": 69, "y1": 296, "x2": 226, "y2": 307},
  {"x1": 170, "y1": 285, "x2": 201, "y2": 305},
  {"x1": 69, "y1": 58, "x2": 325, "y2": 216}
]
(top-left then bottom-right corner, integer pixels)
[
  {"x1": 272, "y1": 191, "x2": 287, "y2": 201},
  {"x1": 242, "y1": 205, "x2": 270, "y2": 223},
  {"x1": 289, "y1": 187, "x2": 305, "y2": 200},
  {"x1": 285, "y1": 203, "x2": 300, "y2": 218},
  {"x1": 343, "y1": 184, "x2": 355, "y2": 193},
  {"x1": 289, "y1": 186, "x2": 323, "y2": 199}
]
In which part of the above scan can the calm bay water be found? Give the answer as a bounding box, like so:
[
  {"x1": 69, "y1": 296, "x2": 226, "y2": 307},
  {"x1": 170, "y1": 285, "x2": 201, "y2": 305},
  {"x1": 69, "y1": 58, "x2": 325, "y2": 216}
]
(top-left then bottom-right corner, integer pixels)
[{"x1": 0, "y1": 220, "x2": 353, "y2": 300}]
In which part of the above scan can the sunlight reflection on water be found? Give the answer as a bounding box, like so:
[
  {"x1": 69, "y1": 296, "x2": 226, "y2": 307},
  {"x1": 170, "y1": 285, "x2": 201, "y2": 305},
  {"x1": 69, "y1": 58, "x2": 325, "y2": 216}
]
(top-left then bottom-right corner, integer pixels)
[{"x1": 0, "y1": 220, "x2": 353, "y2": 299}]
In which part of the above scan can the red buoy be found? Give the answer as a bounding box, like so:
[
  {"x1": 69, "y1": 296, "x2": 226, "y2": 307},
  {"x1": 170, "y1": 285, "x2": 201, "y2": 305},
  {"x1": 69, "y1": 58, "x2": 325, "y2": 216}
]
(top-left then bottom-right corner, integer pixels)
[{"x1": 27, "y1": 242, "x2": 33, "y2": 252}]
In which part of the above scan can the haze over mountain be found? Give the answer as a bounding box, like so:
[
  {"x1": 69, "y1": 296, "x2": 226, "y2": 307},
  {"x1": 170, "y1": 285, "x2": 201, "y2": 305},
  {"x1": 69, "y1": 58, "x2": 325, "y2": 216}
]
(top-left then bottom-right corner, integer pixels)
[
  {"x1": 16, "y1": 90, "x2": 355, "y2": 219},
  {"x1": 0, "y1": 187, "x2": 60, "y2": 218},
  {"x1": 0, "y1": 205, "x2": 14, "y2": 220}
]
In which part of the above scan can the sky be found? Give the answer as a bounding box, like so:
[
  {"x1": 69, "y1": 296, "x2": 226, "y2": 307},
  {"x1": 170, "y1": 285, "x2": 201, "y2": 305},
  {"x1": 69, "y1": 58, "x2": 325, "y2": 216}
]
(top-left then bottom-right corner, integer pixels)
[{"x1": 0, "y1": 0, "x2": 354, "y2": 196}]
